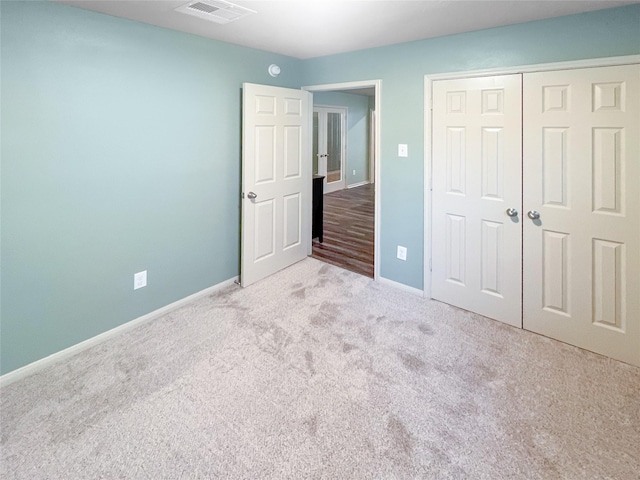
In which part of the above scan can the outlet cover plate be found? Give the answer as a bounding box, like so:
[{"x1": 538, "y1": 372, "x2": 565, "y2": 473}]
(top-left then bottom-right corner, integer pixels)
[
  {"x1": 397, "y1": 246, "x2": 407, "y2": 261},
  {"x1": 134, "y1": 270, "x2": 147, "y2": 290},
  {"x1": 398, "y1": 144, "x2": 408, "y2": 157}
]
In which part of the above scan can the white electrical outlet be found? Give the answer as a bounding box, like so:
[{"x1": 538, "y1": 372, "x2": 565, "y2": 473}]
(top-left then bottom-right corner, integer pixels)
[
  {"x1": 134, "y1": 270, "x2": 147, "y2": 290},
  {"x1": 398, "y1": 144, "x2": 408, "y2": 157},
  {"x1": 397, "y1": 246, "x2": 407, "y2": 261}
]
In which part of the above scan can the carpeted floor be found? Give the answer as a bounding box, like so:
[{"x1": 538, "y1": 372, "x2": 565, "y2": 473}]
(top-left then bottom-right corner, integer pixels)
[{"x1": 1, "y1": 258, "x2": 639, "y2": 479}]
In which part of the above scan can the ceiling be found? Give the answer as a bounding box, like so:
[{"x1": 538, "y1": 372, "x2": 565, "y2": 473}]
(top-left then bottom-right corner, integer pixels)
[{"x1": 55, "y1": 0, "x2": 638, "y2": 59}]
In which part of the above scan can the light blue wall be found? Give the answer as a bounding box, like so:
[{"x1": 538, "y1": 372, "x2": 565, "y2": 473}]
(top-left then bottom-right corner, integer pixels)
[
  {"x1": 300, "y1": 4, "x2": 640, "y2": 290},
  {"x1": 2, "y1": 2, "x2": 639, "y2": 375},
  {"x1": 0, "y1": 1, "x2": 301, "y2": 374},
  {"x1": 313, "y1": 91, "x2": 371, "y2": 186}
]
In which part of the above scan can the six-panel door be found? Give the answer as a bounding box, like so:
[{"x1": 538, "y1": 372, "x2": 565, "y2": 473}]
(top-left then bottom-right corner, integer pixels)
[
  {"x1": 241, "y1": 83, "x2": 312, "y2": 287},
  {"x1": 523, "y1": 65, "x2": 640, "y2": 366},
  {"x1": 431, "y1": 74, "x2": 523, "y2": 327}
]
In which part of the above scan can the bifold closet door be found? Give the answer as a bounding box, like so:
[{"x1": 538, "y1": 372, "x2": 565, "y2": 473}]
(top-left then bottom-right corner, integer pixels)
[
  {"x1": 523, "y1": 65, "x2": 640, "y2": 366},
  {"x1": 431, "y1": 74, "x2": 523, "y2": 327}
]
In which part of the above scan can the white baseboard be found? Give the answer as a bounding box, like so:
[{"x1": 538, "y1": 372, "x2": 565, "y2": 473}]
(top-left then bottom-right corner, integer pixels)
[
  {"x1": 347, "y1": 180, "x2": 370, "y2": 189},
  {"x1": 378, "y1": 276, "x2": 425, "y2": 297},
  {"x1": 0, "y1": 276, "x2": 239, "y2": 388}
]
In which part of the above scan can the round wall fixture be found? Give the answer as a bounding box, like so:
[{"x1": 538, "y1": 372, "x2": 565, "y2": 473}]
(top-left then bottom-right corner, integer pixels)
[{"x1": 268, "y1": 64, "x2": 281, "y2": 77}]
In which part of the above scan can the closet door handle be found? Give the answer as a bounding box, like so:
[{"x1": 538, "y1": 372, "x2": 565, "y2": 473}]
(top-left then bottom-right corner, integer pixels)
[
  {"x1": 505, "y1": 208, "x2": 518, "y2": 217},
  {"x1": 247, "y1": 192, "x2": 257, "y2": 200},
  {"x1": 527, "y1": 210, "x2": 540, "y2": 220}
]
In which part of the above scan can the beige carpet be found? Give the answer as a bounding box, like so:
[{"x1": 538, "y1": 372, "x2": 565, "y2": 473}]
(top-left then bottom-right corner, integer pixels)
[{"x1": 1, "y1": 258, "x2": 639, "y2": 479}]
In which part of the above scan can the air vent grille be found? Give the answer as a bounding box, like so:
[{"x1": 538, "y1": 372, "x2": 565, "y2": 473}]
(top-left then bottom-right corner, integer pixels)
[
  {"x1": 175, "y1": 0, "x2": 256, "y2": 24},
  {"x1": 188, "y1": 2, "x2": 219, "y2": 14}
]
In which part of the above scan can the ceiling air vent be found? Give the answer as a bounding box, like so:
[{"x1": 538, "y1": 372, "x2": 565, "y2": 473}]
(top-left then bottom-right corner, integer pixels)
[{"x1": 175, "y1": 0, "x2": 256, "y2": 24}]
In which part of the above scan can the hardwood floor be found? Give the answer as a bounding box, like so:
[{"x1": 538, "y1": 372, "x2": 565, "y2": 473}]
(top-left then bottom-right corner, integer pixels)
[
  {"x1": 327, "y1": 170, "x2": 341, "y2": 183},
  {"x1": 312, "y1": 183, "x2": 374, "y2": 278}
]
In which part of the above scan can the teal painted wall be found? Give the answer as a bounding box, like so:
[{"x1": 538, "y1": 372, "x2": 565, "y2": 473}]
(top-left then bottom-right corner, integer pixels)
[
  {"x1": 0, "y1": 1, "x2": 301, "y2": 374},
  {"x1": 2, "y1": 2, "x2": 639, "y2": 375},
  {"x1": 300, "y1": 4, "x2": 640, "y2": 290},
  {"x1": 313, "y1": 91, "x2": 371, "y2": 186}
]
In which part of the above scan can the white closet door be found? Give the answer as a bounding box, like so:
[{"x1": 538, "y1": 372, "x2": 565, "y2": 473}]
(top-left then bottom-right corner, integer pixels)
[
  {"x1": 523, "y1": 65, "x2": 640, "y2": 365},
  {"x1": 432, "y1": 74, "x2": 523, "y2": 327}
]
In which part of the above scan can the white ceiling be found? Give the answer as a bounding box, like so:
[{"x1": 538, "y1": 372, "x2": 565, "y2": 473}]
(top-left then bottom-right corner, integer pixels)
[{"x1": 55, "y1": 0, "x2": 637, "y2": 59}]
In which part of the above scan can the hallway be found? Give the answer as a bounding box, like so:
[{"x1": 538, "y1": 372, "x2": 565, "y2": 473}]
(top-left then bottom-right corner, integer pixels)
[{"x1": 311, "y1": 183, "x2": 374, "y2": 278}]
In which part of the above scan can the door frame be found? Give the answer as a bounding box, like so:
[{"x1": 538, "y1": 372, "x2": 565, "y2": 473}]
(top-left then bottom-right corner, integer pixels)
[
  {"x1": 302, "y1": 79, "x2": 382, "y2": 281},
  {"x1": 369, "y1": 109, "x2": 376, "y2": 184},
  {"x1": 423, "y1": 54, "x2": 640, "y2": 299}
]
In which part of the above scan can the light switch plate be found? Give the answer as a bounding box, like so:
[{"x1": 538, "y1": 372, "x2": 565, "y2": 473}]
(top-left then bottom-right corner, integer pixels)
[
  {"x1": 397, "y1": 245, "x2": 407, "y2": 261},
  {"x1": 398, "y1": 144, "x2": 408, "y2": 157}
]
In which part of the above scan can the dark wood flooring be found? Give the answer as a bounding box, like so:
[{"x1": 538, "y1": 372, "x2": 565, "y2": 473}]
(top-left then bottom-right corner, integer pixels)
[{"x1": 311, "y1": 183, "x2": 374, "y2": 278}]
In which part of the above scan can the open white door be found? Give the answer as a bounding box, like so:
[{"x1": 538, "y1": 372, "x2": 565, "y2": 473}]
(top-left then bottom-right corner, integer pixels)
[{"x1": 241, "y1": 83, "x2": 312, "y2": 287}]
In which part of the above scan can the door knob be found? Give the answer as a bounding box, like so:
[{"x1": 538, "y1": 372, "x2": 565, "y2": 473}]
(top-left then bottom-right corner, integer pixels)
[
  {"x1": 505, "y1": 208, "x2": 518, "y2": 217},
  {"x1": 247, "y1": 192, "x2": 257, "y2": 200},
  {"x1": 527, "y1": 210, "x2": 540, "y2": 220}
]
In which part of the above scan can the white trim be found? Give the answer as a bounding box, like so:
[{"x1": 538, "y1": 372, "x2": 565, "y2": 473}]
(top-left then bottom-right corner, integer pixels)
[
  {"x1": 423, "y1": 54, "x2": 640, "y2": 301},
  {"x1": 347, "y1": 180, "x2": 370, "y2": 189},
  {"x1": 425, "y1": 54, "x2": 640, "y2": 82},
  {"x1": 369, "y1": 109, "x2": 376, "y2": 183},
  {"x1": 306, "y1": 90, "x2": 314, "y2": 256},
  {"x1": 303, "y1": 80, "x2": 379, "y2": 92},
  {"x1": 303, "y1": 79, "x2": 382, "y2": 281},
  {"x1": 0, "y1": 276, "x2": 239, "y2": 387},
  {"x1": 423, "y1": 75, "x2": 433, "y2": 300},
  {"x1": 378, "y1": 276, "x2": 424, "y2": 297}
]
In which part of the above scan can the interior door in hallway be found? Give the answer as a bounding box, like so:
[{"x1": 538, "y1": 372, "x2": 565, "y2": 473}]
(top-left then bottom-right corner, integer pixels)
[
  {"x1": 522, "y1": 64, "x2": 640, "y2": 365},
  {"x1": 314, "y1": 106, "x2": 346, "y2": 193},
  {"x1": 241, "y1": 83, "x2": 312, "y2": 287},
  {"x1": 431, "y1": 74, "x2": 523, "y2": 327}
]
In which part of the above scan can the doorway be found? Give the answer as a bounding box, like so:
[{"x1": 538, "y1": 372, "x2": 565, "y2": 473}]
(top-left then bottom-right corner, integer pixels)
[{"x1": 303, "y1": 80, "x2": 381, "y2": 280}]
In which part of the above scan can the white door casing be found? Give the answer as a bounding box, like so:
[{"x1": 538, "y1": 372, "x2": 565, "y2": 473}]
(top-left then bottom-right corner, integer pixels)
[
  {"x1": 241, "y1": 83, "x2": 312, "y2": 287},
  {"x1": 523, "y1": 65, "x2": 640, "y2": 365},
  {"x1": 369, "y1": 109, "x2": 376, "y2": 184},
  {"x1": 431, "y1": 74, "x2": 523, "y2": 327}
]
